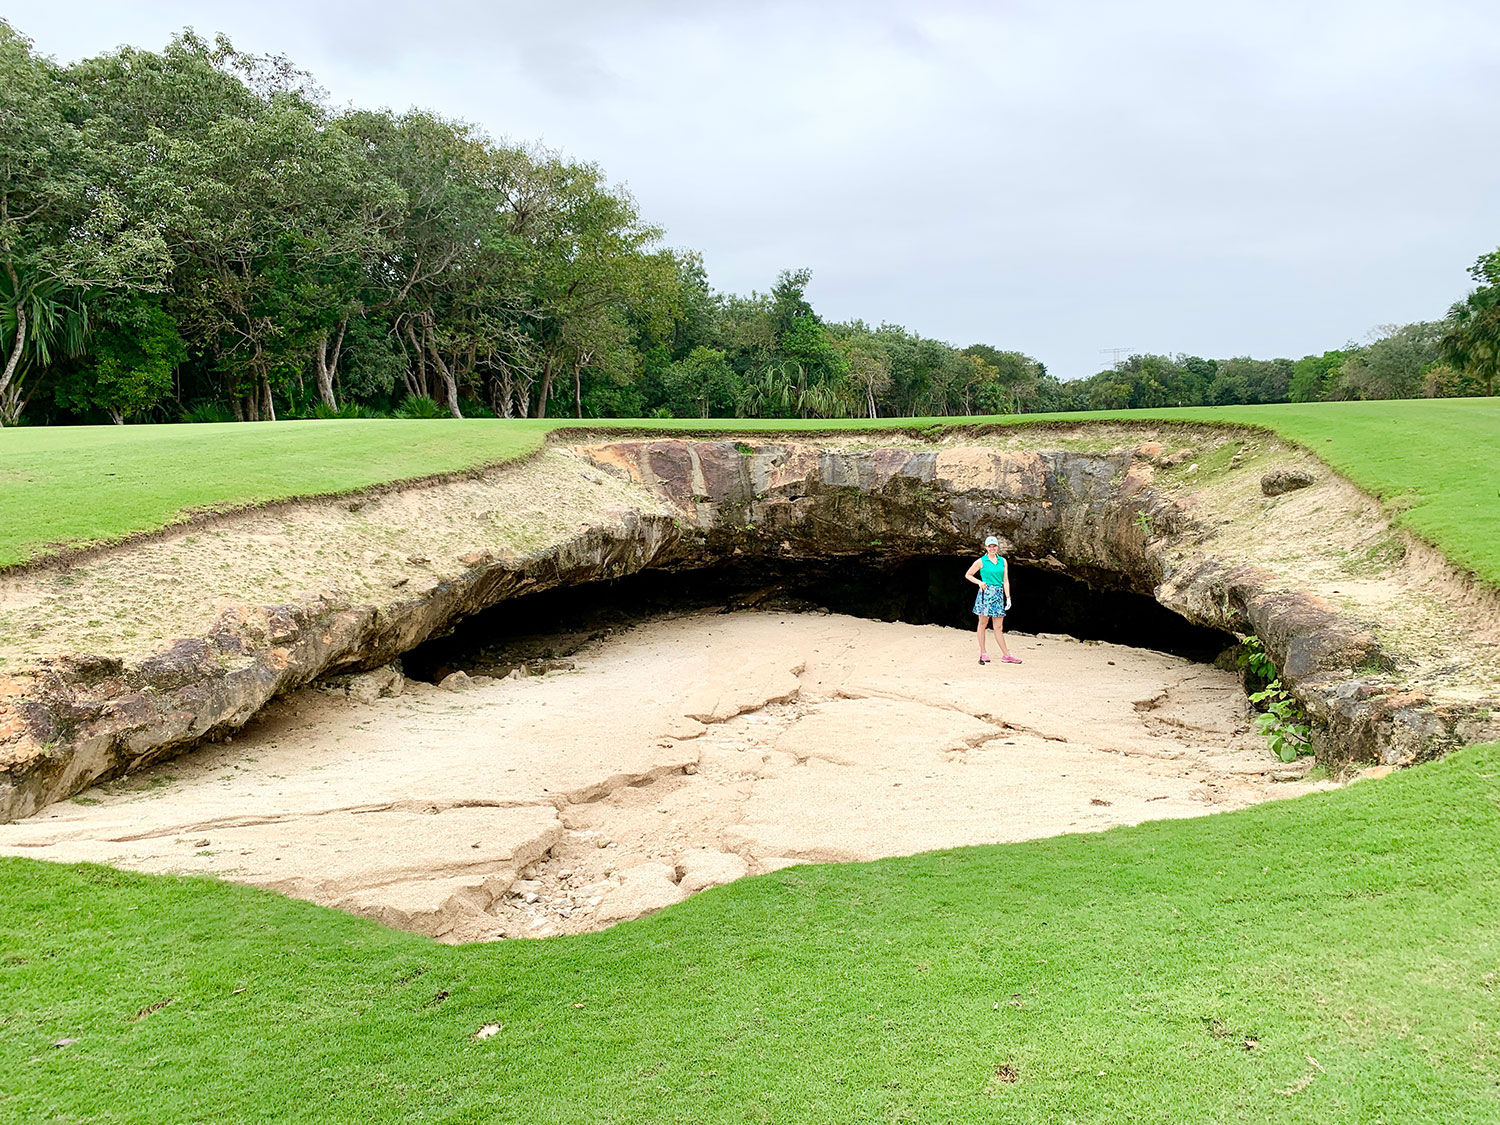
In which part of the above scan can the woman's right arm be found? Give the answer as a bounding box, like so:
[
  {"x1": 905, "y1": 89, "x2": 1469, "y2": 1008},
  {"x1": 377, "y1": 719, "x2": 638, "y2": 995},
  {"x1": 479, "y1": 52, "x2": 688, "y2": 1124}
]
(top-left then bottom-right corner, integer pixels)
[{"x1": 965, "y1": 559, "x2": 984, "y2": 587}]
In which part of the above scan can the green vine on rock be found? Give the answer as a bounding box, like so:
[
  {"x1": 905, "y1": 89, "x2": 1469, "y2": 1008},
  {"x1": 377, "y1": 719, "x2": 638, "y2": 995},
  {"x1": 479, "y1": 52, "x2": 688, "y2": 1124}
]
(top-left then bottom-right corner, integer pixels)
[{"x1": 1237, "y1": 636, "x2": 1312, "y2": 763}]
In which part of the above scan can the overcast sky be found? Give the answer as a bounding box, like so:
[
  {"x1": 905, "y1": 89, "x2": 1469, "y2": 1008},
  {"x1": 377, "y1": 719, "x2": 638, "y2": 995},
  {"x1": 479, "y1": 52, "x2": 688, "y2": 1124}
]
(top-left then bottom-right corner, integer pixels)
[{"x1": 11, "y1": 1, "x2": 1500, "y2": 380}]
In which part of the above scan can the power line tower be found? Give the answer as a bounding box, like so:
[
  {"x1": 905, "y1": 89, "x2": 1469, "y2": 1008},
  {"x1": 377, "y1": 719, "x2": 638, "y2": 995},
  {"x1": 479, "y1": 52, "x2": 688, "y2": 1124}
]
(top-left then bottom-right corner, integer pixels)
[{"x1": 1099, "y1": 347, "x2": 1132, "y2": 369}]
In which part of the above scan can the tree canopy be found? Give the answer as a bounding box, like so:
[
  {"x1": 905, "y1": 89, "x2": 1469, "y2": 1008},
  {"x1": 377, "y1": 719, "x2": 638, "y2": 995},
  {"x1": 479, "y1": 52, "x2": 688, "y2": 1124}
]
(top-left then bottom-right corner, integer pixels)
[{"x1": 0, "y1": 20, "x2": 1493, "y2": 426}]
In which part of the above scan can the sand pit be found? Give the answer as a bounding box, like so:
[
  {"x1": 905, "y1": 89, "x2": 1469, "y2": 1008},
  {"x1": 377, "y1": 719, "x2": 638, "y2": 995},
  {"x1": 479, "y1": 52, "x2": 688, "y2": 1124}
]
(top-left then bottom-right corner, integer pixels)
[{"x1": 0, "y1": 612, "x2": 1331, "y2": 941}]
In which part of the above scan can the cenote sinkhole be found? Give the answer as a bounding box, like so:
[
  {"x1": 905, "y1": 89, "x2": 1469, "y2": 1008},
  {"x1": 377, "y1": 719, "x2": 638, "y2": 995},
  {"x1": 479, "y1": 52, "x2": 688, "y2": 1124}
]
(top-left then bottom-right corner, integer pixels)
[{"x1": 402, "y1": 555, "x2": 1239, "y2": 683}]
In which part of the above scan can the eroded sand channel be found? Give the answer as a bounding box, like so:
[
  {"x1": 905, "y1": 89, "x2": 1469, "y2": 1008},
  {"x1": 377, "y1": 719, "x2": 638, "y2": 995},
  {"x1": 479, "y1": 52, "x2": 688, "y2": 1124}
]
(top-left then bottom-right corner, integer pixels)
[{"x1": 0, "y1": 612, "x2": 1330, "y2": 941}]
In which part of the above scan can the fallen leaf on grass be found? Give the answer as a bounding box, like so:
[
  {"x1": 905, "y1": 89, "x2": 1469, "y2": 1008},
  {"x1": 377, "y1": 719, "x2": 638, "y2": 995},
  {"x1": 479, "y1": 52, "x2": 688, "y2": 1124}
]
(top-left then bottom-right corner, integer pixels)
[
  {"x1": 1279, "y1": 1057, "x2": 1325, "y2": 1096},
  {"x1": 129, "y1": 997, "x2": 175, "y2": 1022}
]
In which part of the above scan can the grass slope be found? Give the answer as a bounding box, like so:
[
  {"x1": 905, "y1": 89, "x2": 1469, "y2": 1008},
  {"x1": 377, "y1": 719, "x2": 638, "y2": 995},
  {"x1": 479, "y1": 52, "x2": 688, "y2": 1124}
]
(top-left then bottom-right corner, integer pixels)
[
  {"x1": 3, "y1": 744, "x2": 1498, "y2": 1122},
  {"x1": 1156, "y1": 399, "x2": 1500, "y2": 588},
  {"x1": 0, "y1": 419, "x2": 557, "y2": 569},
  {"x1": 4, "y1": 398, "x2": 1498, "y2": 587}
]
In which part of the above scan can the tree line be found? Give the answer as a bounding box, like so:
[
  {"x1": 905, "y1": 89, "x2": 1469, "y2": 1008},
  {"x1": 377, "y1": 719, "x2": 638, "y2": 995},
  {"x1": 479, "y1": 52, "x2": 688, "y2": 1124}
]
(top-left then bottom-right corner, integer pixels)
[
  {"x1": 1, "y1": 22, "x2": 1496, "y2": 427},
  {"x1": 1057, "y1": 306, "x2": 1497, "y2": 413}
]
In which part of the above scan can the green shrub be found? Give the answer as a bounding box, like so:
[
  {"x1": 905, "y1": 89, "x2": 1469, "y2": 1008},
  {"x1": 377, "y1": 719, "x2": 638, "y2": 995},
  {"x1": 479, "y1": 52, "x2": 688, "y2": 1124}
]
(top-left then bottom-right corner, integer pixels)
[
  {"x1": 457, "y1": 398, "x2": 495, "y2": 418},
  {"x1": 181, "y1": 401, "x2": 235, "y2": 424},
  {"x1": 1237, "y1": 637, "x2": 1312, "y2": 761},
  {"x1": 308, "y1": 402, "x2": 386, "y2": 420},
  {"x1": 393, "y1": 395, "x2": 446, "y2": 419}
]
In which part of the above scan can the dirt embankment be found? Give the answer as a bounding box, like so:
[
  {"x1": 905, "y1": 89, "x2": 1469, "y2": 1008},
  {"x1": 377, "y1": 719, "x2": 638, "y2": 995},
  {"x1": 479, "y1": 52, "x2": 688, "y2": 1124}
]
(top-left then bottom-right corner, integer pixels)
[{"x1": 0, "y1": 427, "x2": 1495, "y2": 823}]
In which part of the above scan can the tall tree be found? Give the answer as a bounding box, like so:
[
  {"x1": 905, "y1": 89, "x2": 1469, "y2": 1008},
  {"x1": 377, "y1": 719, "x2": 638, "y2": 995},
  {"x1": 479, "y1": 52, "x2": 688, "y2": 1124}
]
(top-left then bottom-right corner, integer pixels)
[
  {"x1": 962, "y1": 344, "x2": 1043, "y2": 413},
  {"x1": 345, "y1": 109, "x2": 497, "y2": 417},
  {"x1": 520, "y1": 159, "x2": 666, "y2": 417},
  {"x1": 768, "y1": 268, "x2": 816, "y2": 340},
  {"x1": 52, "y1": 294, "x2": 185, "y2": 422},
  {"x1": 834, "y1": 328, "x2": 892, "y2": 418},
  {"x1": 72, "y1": 35, "x2": 396, "y2": 420},
  {"x1": 1441, "y1": 249, "x2": 1500, "y2": 396},
  {"x1": 656, "y1": 346, "x2": 738, "y2": 418},
  {"x1": 0, "y1": 22, "x2": 168, "y2": 423},
  {"x1": 1288, "y1": 350, "x2": 1350, "y2": 402},
  {"x1": 1335, "y1": 324, "x2": 1442, "y2": 400}
]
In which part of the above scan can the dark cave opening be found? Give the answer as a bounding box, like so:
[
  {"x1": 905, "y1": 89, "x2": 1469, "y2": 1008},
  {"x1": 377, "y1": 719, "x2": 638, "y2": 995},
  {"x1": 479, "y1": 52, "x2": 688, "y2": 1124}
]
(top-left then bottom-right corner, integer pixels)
[{"x1": 402, "y1": 554, "x2": 1238, "y2": 684}]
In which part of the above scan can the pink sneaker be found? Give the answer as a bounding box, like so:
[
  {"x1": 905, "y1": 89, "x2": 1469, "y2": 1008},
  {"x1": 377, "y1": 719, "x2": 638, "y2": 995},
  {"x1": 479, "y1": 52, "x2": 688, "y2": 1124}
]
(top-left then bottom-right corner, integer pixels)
[
  {"x1": 978, "y1": 653, "x2": 991, "y2": 665},
  {"x1": 1001, "y1": 655, "x2": 1023, "y2": 664}
]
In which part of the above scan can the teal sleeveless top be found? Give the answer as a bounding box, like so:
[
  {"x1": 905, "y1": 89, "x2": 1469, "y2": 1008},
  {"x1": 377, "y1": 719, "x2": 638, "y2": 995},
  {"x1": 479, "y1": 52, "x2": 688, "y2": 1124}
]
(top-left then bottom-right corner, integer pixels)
[{"x1": 978, "y1": 555, "x2": 1006, "y2": 586}]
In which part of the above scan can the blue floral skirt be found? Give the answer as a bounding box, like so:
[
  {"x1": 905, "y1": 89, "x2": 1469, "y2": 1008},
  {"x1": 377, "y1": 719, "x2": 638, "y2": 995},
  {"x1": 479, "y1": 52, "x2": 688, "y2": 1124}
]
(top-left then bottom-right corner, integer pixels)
[{"x1": 973, "y1": 585, "x2": 1007, "y2": 618}]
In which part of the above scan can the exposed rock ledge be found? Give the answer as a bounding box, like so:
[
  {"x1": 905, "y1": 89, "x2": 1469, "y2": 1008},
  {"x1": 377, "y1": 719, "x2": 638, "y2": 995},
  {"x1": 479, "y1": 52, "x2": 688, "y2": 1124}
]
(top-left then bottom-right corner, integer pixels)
[{"x1": 1, "y1": 434, "x2": 1495, "y2": 822}]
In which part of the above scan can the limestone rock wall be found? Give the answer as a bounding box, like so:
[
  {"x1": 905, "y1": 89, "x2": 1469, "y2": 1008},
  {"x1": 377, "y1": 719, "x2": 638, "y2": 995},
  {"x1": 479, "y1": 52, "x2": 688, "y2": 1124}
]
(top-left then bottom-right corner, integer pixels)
[{"x1": 0, "y1": 510, "x2": 690, "y2": 821}]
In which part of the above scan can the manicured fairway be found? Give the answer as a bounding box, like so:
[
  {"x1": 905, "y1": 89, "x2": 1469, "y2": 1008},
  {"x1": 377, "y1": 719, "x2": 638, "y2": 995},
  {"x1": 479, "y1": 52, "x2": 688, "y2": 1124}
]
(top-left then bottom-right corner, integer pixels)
[
  {"x1": 4, "y1": 398, "x2": 1498, "y2": 586},
  {"x1": 2, "y1": 743, "x2": 1497, "y2": 1122}
]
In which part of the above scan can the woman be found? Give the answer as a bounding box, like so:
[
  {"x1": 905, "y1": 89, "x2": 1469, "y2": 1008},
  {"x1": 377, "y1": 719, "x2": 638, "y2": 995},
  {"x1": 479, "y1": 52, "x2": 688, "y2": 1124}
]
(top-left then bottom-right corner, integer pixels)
[{"x1": 965, "y1": 535, "x2": 1021, "y2": 665}]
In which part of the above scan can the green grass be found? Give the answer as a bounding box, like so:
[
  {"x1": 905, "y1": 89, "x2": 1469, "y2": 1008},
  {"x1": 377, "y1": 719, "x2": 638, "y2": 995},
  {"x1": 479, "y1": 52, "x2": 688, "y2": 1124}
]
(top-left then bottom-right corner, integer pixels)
[
  {"x1": 4, "y1": 399, "x2": 1498, "y2": 586},
  {"x1": 0, "y1": 419, "x2": 557, "y2": 568},
  {"x1": 3, "y1": 744, "x2": 1498, "y2": 1122},
  {"x1": 3, "y1": 400, "x2": 1498, "y2": 1120},
  {"x1": 1149, "y1": 399, "x2": 1500, "y2": 588}
]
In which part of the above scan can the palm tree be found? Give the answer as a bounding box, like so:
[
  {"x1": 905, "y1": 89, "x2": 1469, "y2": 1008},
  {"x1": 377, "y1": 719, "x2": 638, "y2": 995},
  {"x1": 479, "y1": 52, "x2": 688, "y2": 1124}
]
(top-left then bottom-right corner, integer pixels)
[
  {"x1": 739, "y1": 361, "x2": 796, "y2": 418},
  {"x1": 0, "y1": 269, "x2": 91, "y2": 424}
]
